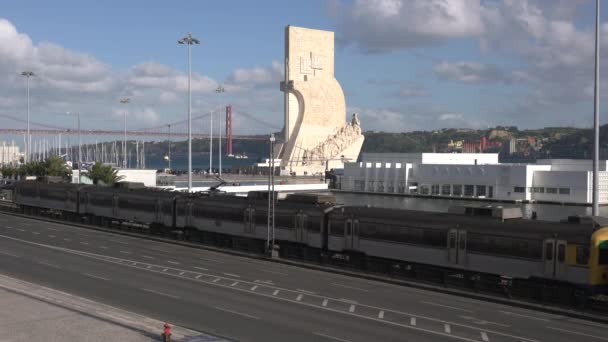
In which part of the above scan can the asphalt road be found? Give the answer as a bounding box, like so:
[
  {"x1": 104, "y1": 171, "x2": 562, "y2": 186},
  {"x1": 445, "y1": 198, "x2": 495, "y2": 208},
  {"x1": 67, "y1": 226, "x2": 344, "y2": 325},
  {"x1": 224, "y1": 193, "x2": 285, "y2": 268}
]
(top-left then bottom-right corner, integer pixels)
[{"x1": 1, "y1": 212, "x2": 607, "y2": 342}]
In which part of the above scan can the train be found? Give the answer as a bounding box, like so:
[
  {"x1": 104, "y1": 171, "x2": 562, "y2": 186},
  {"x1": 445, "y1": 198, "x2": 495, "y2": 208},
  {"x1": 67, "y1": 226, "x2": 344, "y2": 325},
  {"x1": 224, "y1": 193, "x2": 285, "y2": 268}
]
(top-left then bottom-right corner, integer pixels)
[{"x1": 9, "y1": 180, "x2": 608, "y2": 298}]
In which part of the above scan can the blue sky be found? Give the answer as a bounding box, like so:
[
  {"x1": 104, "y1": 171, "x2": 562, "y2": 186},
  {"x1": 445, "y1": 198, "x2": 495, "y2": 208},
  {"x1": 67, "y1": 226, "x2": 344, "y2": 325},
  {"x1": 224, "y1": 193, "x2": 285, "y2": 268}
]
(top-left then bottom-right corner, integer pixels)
[{"x1": 1, "y1": 0, "x2": 607, "y2": 139}]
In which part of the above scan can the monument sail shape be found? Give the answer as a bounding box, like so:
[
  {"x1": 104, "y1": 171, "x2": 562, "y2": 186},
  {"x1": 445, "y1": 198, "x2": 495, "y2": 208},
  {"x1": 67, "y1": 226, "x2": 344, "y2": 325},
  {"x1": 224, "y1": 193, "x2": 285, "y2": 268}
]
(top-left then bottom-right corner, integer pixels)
[{"x1": 278, "y1": 25, "x2": 364, "y2": 176}]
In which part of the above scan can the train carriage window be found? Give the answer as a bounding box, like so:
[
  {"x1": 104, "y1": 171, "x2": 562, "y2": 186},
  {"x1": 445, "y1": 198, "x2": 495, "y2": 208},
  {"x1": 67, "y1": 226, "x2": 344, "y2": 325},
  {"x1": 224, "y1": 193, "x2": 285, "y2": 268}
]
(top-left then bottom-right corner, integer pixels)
[
  {"x1": 449, "y1": 234, "x2": 456, "y2": 248},
  {"x1": 459, "y1": 236, "x2": 466, "y2": 250},
  {"x1": 557, "y1": 244, "x2": 566, "y2": 263},
  {"x1": 576, "y1": 246, "x2": 589, "y2": 265},
  {"x1": 545, "y1": 242, "x2": 553, "y2": 261},
  {"x1": 599, "y1": 241, "x2": 608, "y2": 265}
]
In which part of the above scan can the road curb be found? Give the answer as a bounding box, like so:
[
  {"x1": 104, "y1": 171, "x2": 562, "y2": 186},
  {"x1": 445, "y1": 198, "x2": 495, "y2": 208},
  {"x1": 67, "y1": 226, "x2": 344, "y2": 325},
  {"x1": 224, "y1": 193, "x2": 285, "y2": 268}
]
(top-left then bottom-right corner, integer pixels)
[{"x1": 3, "y1": 208, "x2": 608, "y2": 325}]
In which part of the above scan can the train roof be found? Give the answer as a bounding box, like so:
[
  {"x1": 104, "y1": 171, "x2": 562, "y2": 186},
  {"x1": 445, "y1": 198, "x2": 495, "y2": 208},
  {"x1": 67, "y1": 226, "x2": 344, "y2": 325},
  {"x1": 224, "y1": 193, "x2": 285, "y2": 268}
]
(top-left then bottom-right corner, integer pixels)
[{"x1": 337, "y1": 206, "x2": 595, "y2": 242}]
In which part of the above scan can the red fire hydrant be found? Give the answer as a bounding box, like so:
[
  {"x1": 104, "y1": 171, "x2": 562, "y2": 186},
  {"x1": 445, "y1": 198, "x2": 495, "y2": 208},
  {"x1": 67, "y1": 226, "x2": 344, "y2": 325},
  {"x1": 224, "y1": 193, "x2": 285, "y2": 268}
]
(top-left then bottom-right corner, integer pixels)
[{"x1": 162, "y1": 323, "x2": 172, "y2": 342}]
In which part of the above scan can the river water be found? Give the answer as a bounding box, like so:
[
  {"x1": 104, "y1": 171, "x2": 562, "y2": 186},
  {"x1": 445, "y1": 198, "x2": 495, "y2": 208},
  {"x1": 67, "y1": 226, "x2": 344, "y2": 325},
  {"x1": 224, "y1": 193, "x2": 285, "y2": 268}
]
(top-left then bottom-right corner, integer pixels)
[{"x1": 332, "y1": 192, "x2": 605, "y2": 222}]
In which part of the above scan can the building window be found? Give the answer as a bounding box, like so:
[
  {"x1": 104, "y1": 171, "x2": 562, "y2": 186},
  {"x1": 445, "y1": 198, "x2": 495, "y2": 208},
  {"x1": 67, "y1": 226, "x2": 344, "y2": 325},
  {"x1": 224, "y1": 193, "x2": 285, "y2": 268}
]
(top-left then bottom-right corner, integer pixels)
[
  {"x1": 441, "y1": 184, "x2": 451, "y2": 196},
  {"x1": 530, "y1": 187, "x2": 544, "y2": 193},
  {"x1": 354, "y1": 180, "x2": 365, "y2": 191},
  {"x1": 431, "y1": 184, "x2": 440, "y2": 195},
  {"x1": 452, "y1": 185, "x2": 462, "y2": 196},
  {"x1": 377, "y1": 181, "x2": 384, "y2": 192},
  {"x1": 368, "y1": 181, "x2": 375, "y2": 191},
  {"x1": 398, "y1": 183, "x2": 405, "y2": 194},
  {"x1": 546, "y1": 187, "x2": 557, "y2": 194},
  {"x1": 488, "y1": 186, "x2": 494, "y2": 198},
  {"x1": 476, "y1": 185, "x2": 486, "y2": 197},
  {"x1": 559, "y1": 188, "x2": 570, "y2": 195},
  {"x1": 464, "y1": 185, "x2": 474, "y2": 197},
  {"x1": 396, "y1": 163, "x2": 402, "y2": 169},
  {"x1": 420, "y1": 185, "x2": 430, "y2": 195},
  {"x1": 513, "y1": 186, "x2": 525, "y2": 193}
]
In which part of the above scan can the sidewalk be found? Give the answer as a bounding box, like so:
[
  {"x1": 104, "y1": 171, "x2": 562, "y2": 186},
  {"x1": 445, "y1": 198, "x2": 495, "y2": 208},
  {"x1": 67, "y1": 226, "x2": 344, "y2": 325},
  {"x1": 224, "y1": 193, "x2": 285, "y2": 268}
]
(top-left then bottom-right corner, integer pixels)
[{"x1": 0, "y1": 274, "x2": 231, "y2": 342}]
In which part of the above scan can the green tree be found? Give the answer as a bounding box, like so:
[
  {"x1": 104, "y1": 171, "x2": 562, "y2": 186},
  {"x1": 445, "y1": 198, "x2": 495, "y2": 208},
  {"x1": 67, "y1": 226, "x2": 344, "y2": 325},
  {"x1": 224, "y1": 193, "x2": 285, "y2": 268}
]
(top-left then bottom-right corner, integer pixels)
[
  {"x1": 89, "y1": 162, "x2": 123, "y2": 185},
  {"x1": 44, "y1": 156, "x2": 71, "y2": 178}
]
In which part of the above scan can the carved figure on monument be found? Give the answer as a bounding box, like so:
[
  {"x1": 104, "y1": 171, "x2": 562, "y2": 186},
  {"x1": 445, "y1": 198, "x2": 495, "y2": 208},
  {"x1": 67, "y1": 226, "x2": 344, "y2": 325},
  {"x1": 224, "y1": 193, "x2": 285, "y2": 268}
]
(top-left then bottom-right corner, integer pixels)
[{"x1": 278, "y1": 26, "x2": 364, "y2": 175}]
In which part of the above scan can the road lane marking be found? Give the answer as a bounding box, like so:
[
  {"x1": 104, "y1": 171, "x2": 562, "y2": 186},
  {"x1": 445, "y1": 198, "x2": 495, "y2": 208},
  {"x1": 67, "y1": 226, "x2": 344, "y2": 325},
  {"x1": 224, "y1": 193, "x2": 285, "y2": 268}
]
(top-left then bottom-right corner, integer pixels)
[
  {"x1": 147, "y1": 266, "x2": 153, "y2": 269},
  {"x1": 378, "y1": 311, "x2": 384, "y2": 319},
  {"x1": 37, "y1": 261, "x2": 61, "y2": 269},
  {"x1": 251, "y1": 285, "x2": 258, "y2": 291},
  {"x1": 162, "y1": 268, "x2": 168, "y2": 272},
  {"x1": 322, "y1": 299, "x2": 328, "y2": 307},
  {"x1": 458, "y1": 316, "x2": 510, "y2": 328},
  {"x1": 200, "y1": 257, "x2": 224, "y2": 263},
  {"x1": 0, "y1": 234, "x2": 538, "y2": 342},
  {"x1": 421, "y1": 301, "x2": 473, "y2": 313},
  {"x1": 79, "y1": 242, "x2": 89, "y2": 245},
  {"x1": 223, "y1": 273, "x2": 240, "y2": 278},
  {"x1": 193, "y1": 266, "x2": 208, "y2": 271},
  {"x1": 196, "y1": 275, "x2": 202, "y2": 279},
  {"x1": 259, "y1": 268, "x2": 288, "y2": 276},
  {"x1": 5, "y1": 226, "x2": 12, "y2": 229},
  {"x1": 179, "y1": 271, "x2": 185, "y2": 275},
  {"x1": 349, "y1": 304, "x2": 356, "y2": 313},
  {"x1": 119, "y1": 251, "x2": 131, "y2": 254},
  {"x1": 17, "y1": 229, "x2": 25, "y2": 232},
  {"x1": 330, "y1": 282, "x2": 369, "y2": 292},
  {"x1": 273, "y1": 290, "x2": 280, "y2": 296},
  {"x1": 213, "y1": 278, "x2": 221, "y2": 283},
  {"x1": 83, "y1": 273, "x2": 109, "y2": 281},
  {"x1": 49, "y1": 235, "x2": 55, "y2": 238},
  {"x1": 46, "y1": 227, "x2": 59, "y2": 231},
  {"x1": 64, "y1": 238, "x2": 71, "y2": 242},
  {"x1": 32, "y1": 232, "x2": 40, "y2": 235},
  {"x1": 0, "y1": 251, "x2": 20, "y2": 258},
  {"x1": 99, "y1": 246, "x2": 108, "y2": 249},
  {"x1": 410, "y1": 317, "x2": 416, "y2": 326},
  {"x1": 444, "y1": 324, "x2": 451, "y2": 334},
  {"x1": 107, "y1": 239, "x2": 128, "y2": 245},
  {"x1": 297, "y1": 289, "x2": 316, "y2": 294},
  {"x1": 313, "y1": 332, "x2": 353, "y2": 342},
  {"x1": 230, "y1": 281, "x2": 239, "y2": 287},
  {"x1": 546, "y1": 326, "x2": 608, "y2": 341},
  {"x1": 338, "y1": 298, "x2": 358, "y2": 304},
  {"x1": 499, "y1": 311, "x2": 550, "y2": 322},
  {"x1": 296, "y1": 294, "x2": 303, "y2": 301},
  {"x1": 142, "y1": 255, "x2": 154, "y2": 259},
  {"x1": 167, "y1": 261, "x2": 179, "y2": 265},
  {"x1": 480, "y1": 332, "x2": 489, "y2": 342},
  {"x1": 142, "y1": 288, "x2": 179, "y2": 299},
  {"x1": 214, "y1": 306, "x2": 259, "y2": 320}
]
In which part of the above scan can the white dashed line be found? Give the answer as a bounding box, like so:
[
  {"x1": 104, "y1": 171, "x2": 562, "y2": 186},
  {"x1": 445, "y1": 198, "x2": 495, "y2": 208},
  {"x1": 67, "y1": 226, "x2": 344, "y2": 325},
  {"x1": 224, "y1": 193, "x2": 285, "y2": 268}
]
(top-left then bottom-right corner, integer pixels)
[
  {"x1": 546, "y1": 326, "x2": 608, "y2": 341},
  {"x1": 421, "y1": 301, "x2": 473, "y2": 313},
  {"x1": 296, "y1": 289, "x2": 316, "y2": 294},
  {"x1": 499, "y1": 311, "x2": 550, "y2": 322},
  {"x1": 193, "y1": 266, "x2": 208, "y2": 271},
  {"x1": 213, "y1": 278, "x2": 221, "y2": 283},
  {"x1": 480, "y1": 332, "x2": 489, "y2": 342},
  {"x1": 162, "y1": 268, "x2": 168, "y2": 272},
  {"x1": 273, "y1": 290, "x2": 280, "y2": 296},
  {"x1": 322, "y1": 299, "x2": 328, "y2": 307},
  {"x1": 378, "y1": 311, "x2": 384, "y2": 319},
  {"x1": 223, "y1": 273, "x2": 240, "y2": 278},
  {"x1": 196, "y1": 275, "x2": 202, "y2": 279},
  {"x1": 251, "y1": 285, "x2": 258, "y2": 291},
  {"x1": 296, "y1": 294, "x2": 303, "y2": 301},
  {"x1": 80, "y1": 242, "x2": 89, "y2": 245},
  {"x1": 214, "y1": 306, "x2": 259, "y2": 320},
  {"x1": 37, "y1": 261, "x2": 61, "y2": 269},
  {"x1": 179, "y1": 271, "x2": 185, "y2": 276},
  {"x1": 64, "y1": 238, "x2": 71, "y2": 242},
  {"x1": 167, "y1": 261, "x2": 179, "y2": 265},
  {"x1": 142, "y1": 288, "x2": 179, "y2": 299},
  {"x1": 330, "y1": 282, "x2": 369, "y2": 292},
  {"x1": 444, "y1": 324, "x2": 451, "y2": 334},
  {"x1": 200, "y1": 257, "x2": 224, "y2": 263},
  {"x1": 83, "y1": 273, "x2": 110, "y2": 281},
  {"x1": 0, "y1": 251, "x2": 20, "y2": 258},
  {"x1": 46, "y1": 227, "x2": 59, "y2": 231},
  {"x1": 108, "y1": 239, "x2": 128, "y2": 245},
  {"x1": 142, "y1": 255, "x2": 155, "y2": 259},
  {"x1": 410, "y1": 317, "x2": 416, "y2": 326},
  {"x1": 349, "y1": 304, "x2": 356, "y2": 313},
  {"x1": 49, "y1": 235, "x2": 55, "y2": 238},
  {"x1": 32, "y1": 232, "x2": 40, "y2": 235},
  {"x1": 99, "y1": 246, "x2": 108, "y2": 249},
  {"x1": 17, "y1": 229, "x2": 25, "y2": 232},
  {"x1": 147, "y1": 266, "x2": 153, "y2": 269},
  {"x1": 259, "y1": 268, "x2": 288, "y2": 276},
  {"x1": 230, "y1": 282, "x2": 239, "y2": 287},
  {"x1": 312, "y1": 332, "x2": 353, "y2": 342},
  {"x1": 119, "y1": 251, "x2": 131, "y2": 254}
]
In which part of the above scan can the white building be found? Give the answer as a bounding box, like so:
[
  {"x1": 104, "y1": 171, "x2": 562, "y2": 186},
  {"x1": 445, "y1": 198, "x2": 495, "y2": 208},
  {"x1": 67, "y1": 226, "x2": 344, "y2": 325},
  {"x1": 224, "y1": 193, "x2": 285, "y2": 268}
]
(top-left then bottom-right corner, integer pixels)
[
  {"x1": 0, "y1": 141, "x2": 21, "y2": 165},
  {"x1": 338, "y1": 153, "x2": 608, "y2": 205}
]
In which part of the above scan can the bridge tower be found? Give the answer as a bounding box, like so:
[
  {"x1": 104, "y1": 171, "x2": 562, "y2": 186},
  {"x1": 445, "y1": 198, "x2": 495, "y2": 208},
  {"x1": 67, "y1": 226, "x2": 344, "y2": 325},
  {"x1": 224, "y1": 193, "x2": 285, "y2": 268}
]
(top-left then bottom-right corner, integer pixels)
[{"x1": 225, "y1": 105, "x2": 233, "y2": 156}]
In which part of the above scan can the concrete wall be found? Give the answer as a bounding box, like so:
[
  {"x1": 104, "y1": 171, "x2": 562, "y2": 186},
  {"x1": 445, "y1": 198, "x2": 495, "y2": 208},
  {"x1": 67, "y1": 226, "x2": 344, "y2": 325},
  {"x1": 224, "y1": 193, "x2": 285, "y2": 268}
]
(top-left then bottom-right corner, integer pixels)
[
  {"x1": 535, "y1": 159, "x2": 608, "y2": 171},
  {"x1": 360, "y1": 153, "x2": 498, "y2": 165}
]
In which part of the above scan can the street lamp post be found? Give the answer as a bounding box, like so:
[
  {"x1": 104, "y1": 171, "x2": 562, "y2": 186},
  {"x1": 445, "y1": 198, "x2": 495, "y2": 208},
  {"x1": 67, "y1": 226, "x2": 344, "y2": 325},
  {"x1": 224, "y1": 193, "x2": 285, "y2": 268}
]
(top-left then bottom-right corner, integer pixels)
[
  {"x1": 120, "y1": 98, "x2": 130, "y2": 169},
  {"x1": 178, "y1": 32, "x2": 200, "y2": 192},
  {"x1": 21, "y1": 71, "x2": 35, "y2": 163},
  {"x1": 216, "y1": 85, "x2": 225, "y2": 177},
  {"x1": 592, "y1": 0, "x2": 601, "y2": 216},
  {"x1": 267, "y1": 133, "x2": 276, "y2": 255},
  {"x1": 67, "y1": 112, "x2": 81, "y2": 184},
  {"x1": 167, "y1": 124, "x2": 172, "y2": 171}
]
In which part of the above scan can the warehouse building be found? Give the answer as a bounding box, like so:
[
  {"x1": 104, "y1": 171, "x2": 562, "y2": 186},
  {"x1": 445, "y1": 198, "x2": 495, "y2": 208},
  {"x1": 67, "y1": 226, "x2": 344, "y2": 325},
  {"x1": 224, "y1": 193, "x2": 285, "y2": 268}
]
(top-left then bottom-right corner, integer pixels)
[{"x1": 337, "y1": 153, "x2": 608, "y2": 205}]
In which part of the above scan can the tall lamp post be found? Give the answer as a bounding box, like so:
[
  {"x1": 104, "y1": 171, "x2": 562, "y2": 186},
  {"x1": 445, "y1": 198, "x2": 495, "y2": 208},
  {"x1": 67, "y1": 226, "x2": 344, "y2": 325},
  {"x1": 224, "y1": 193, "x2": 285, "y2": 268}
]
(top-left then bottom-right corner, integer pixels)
[
  {"x1": 167, "y1": 124, "x2": 172, "y2": 171},
  {"x1": 178, "y1": 32, "x2": 200, "y2": 192},
  {"x1": 67, "y1": 112, "x2": 81, "y2": 184},
  {"x1": 216, "y1": 85, "x2": 225, "y2": 177},
  {"x1": 120, "y1": 98, "x2": 130, "y2": 168},
  {"x1": 267, "y1": 133, "x2": 276, "y2": 255},
  {"x1": 21, "y1": 71, "x2": 35, "y2": 163},
  {"x1": 592, "y1": 0, "x2": 601, "y2": 216}
]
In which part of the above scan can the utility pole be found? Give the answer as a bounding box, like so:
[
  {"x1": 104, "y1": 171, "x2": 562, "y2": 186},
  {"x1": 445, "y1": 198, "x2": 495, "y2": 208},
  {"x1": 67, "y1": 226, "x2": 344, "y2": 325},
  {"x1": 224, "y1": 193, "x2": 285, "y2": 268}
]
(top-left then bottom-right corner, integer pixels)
[
  {"x1": 178, "y1": 33, "x2": 200, "y2": 192},
  {"x1": 216, "y1": 85, "x2": 225, "y2": 177},
  {"x1": 21, "y1": 71, "x2": 35, "y2": 163},
  {"x1": 593, "y1": 0, "x2": 601, "y2": 216},
  {"x1": 267, "y1": 133, "x2": 276, "y2": 256},
  {"x1": 167, "y1": 124, "x2": 172, "y2": 171}
]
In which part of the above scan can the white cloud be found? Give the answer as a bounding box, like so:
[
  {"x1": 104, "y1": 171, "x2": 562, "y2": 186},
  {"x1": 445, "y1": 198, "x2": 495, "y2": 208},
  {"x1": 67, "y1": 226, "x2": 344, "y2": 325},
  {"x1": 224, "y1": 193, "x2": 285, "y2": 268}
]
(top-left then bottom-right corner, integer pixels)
[
  {"x1": 432, "y1": 61, "x2": 531, "y2": 84},
  {"x1": 226, "y1": 60, "x2": 283, "y2": 89}
]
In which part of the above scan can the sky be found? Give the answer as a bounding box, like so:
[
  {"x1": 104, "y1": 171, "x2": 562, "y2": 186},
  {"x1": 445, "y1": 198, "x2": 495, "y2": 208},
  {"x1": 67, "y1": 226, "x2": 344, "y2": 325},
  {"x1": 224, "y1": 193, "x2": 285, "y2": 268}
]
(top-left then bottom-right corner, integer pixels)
[{"x1": 1, "y1": 0, "x2": 608, "y2": 141}]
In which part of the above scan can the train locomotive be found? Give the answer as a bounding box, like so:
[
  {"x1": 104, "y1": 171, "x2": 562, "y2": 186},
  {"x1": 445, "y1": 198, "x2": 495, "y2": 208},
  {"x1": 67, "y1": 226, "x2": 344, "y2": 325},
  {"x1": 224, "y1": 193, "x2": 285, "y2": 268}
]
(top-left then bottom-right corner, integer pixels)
[{"x1": 11, "y1": 180, "x2": 608, "y2": 296}]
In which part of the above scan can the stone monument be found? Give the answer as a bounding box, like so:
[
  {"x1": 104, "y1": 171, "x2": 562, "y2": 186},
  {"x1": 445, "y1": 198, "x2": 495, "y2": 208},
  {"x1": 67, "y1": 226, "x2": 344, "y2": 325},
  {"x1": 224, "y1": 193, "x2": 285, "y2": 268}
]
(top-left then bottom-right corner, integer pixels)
[{"x1": 278, "y1": 25, "x2": 364, "y2": 176}]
